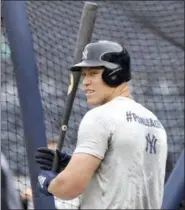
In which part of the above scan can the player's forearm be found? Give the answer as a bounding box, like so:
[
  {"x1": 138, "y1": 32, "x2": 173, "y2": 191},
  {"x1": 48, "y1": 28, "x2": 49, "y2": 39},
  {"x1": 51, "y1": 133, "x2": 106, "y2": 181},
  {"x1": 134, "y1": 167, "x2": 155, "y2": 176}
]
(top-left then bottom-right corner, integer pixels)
[{"x1": 48, "y1": 172, "x2": 80, "y2": 200}]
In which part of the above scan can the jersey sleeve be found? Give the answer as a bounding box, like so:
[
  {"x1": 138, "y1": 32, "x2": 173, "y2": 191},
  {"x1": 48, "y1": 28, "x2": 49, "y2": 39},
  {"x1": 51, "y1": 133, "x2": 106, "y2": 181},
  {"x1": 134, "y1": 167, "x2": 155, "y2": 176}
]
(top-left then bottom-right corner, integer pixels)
[{"x1": 73, "y1": 110, "x2": 112, "y2": 160}]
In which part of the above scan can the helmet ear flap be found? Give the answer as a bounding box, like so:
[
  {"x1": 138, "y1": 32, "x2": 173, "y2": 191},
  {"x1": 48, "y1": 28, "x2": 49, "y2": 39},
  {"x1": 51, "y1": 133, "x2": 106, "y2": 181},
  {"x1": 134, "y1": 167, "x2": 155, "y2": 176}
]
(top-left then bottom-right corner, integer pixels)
[
  {"x1": 102, "y1": 67, "x2": 124, "y2": 87},
  {"x1": 101, "y1": 49, "x2": 131, "y2": 87}
]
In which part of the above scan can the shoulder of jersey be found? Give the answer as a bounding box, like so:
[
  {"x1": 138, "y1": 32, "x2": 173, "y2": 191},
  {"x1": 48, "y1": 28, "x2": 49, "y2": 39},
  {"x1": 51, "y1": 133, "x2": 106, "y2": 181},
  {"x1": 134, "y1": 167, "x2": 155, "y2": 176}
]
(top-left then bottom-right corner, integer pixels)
[
  {"x1": 84, "y1": 101, "x2": 114, "y2": 120},
  {"x1": 137, "y1": 102, "x2": 162, "y2": 123}
]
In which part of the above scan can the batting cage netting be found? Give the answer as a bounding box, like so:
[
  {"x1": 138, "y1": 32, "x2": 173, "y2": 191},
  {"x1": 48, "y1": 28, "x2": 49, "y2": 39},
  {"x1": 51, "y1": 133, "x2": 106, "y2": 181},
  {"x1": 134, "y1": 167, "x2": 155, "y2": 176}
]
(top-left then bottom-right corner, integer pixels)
[{"x1": 1, "y1": 1, "x2": 184, "y2": 209}]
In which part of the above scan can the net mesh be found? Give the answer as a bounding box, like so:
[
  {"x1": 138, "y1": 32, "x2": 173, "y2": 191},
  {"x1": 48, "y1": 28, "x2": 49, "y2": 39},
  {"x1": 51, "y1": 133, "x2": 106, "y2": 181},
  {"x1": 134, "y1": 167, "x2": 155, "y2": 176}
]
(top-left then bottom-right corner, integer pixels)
[{"x1": 1, "y1": 1, "x2": 184, "y2": 209}]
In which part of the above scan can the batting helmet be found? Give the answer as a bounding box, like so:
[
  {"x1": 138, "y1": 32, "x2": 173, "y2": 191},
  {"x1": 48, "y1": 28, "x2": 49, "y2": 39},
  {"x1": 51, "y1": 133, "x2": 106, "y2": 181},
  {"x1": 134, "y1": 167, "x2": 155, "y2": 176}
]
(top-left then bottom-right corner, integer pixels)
[{"x1": 70, "y1": 40, "x2": 131, "y2": 87}]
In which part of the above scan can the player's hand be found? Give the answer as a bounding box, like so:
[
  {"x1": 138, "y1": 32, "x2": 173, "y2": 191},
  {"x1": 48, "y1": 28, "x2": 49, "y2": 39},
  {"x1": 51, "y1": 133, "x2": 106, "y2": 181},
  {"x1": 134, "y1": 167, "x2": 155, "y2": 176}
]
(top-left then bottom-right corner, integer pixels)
[
  {"x1": 35, "y1": 147, "x2": 71, "y2": 172},
  {"x1": 37, "y1": 170, "x2": 57, "y2": 196}
]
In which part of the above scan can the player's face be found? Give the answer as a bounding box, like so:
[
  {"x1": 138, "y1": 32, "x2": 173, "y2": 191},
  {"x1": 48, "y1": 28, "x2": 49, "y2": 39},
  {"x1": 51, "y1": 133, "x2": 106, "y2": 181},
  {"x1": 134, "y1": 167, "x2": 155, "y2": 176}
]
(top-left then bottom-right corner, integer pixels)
[{"x1": 81, "y1": 67, "x2": 113, "y2": 106}]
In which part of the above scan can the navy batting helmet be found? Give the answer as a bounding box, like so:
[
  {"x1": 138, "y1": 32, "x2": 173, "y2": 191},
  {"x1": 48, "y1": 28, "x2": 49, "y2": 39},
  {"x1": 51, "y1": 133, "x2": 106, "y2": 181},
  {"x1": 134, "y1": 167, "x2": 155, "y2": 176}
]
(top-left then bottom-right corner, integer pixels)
[{"x1": 70, "y1": 40, "x2": 131, "y2": 87}]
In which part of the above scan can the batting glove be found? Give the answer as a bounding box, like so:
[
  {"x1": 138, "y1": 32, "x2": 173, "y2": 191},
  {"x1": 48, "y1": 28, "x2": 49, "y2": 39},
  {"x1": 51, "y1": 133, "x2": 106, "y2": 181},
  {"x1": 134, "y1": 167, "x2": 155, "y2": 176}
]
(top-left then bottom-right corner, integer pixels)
[
  {"x1": 37, "y1": 170, "x2": 57, "y2": 196},
  {"x1": 35, "y1": 148, "x2": 71, "y2": 173}
]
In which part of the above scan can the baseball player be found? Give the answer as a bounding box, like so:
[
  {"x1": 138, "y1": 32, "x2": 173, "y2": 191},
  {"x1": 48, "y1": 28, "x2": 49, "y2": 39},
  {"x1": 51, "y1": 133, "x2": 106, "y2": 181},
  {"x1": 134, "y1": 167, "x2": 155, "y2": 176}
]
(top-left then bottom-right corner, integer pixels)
[{"x1": 35, "y1": 40, "x2": 168, "y2": 209}]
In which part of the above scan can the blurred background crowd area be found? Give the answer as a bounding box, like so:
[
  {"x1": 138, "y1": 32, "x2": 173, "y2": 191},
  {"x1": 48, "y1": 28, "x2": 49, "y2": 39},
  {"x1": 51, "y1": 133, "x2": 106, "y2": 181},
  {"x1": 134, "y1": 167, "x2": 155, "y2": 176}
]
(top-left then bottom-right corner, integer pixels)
[{"x1": 1, "y1": 1, "x2": 184, "y2": 209}]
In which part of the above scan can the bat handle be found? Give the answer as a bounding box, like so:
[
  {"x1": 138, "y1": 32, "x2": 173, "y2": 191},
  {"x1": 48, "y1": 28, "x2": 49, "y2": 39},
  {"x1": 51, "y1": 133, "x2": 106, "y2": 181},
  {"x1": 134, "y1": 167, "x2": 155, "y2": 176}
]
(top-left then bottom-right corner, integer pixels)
[
  {"x1": 52, "y1": 150, "x2": 60, "y2": 172},
  {"x1": 52, "y1": 129, "x2": 66, "y2": 172}
]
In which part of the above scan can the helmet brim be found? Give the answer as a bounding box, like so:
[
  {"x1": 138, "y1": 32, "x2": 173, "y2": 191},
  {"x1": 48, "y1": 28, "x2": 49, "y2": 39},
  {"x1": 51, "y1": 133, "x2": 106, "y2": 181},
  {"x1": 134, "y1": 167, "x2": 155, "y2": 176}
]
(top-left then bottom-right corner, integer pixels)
[{"x1": 70, "y1": 60, "x2": 104, "y2": 71}]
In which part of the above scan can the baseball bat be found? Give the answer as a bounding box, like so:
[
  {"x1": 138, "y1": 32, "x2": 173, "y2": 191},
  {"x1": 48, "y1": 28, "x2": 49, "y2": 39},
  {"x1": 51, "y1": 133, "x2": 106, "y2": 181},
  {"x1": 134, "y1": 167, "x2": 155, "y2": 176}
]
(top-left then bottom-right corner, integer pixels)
[{"x1": 52, "y1": 2, "x2": 98, "y2": 171}]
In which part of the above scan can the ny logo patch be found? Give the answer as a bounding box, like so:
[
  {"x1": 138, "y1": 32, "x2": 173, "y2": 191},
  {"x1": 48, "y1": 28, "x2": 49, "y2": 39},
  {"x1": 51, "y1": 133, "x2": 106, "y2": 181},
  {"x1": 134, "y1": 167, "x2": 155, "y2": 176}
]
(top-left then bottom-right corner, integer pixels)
[
  {"x1": 82, "y1": 48, "x2": 88, "y2": 60},
  {"x1": 145, "y1": 133, "x2": 158, "y2": 154}
]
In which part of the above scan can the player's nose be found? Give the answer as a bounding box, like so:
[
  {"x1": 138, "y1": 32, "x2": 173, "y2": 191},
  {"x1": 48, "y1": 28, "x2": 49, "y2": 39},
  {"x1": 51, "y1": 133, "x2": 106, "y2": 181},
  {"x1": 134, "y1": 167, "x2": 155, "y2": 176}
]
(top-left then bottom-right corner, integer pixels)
[{"x1": 82, "y1": 76, "x2": 91, "y2": 86}]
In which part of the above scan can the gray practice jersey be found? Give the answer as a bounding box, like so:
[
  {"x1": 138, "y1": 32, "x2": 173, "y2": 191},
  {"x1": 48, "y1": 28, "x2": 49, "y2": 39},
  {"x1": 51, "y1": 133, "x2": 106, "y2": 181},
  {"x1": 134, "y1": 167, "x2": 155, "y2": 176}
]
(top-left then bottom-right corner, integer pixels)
[{"x1": 74, "y1": 96, "x2": 167, "y2": 209}]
